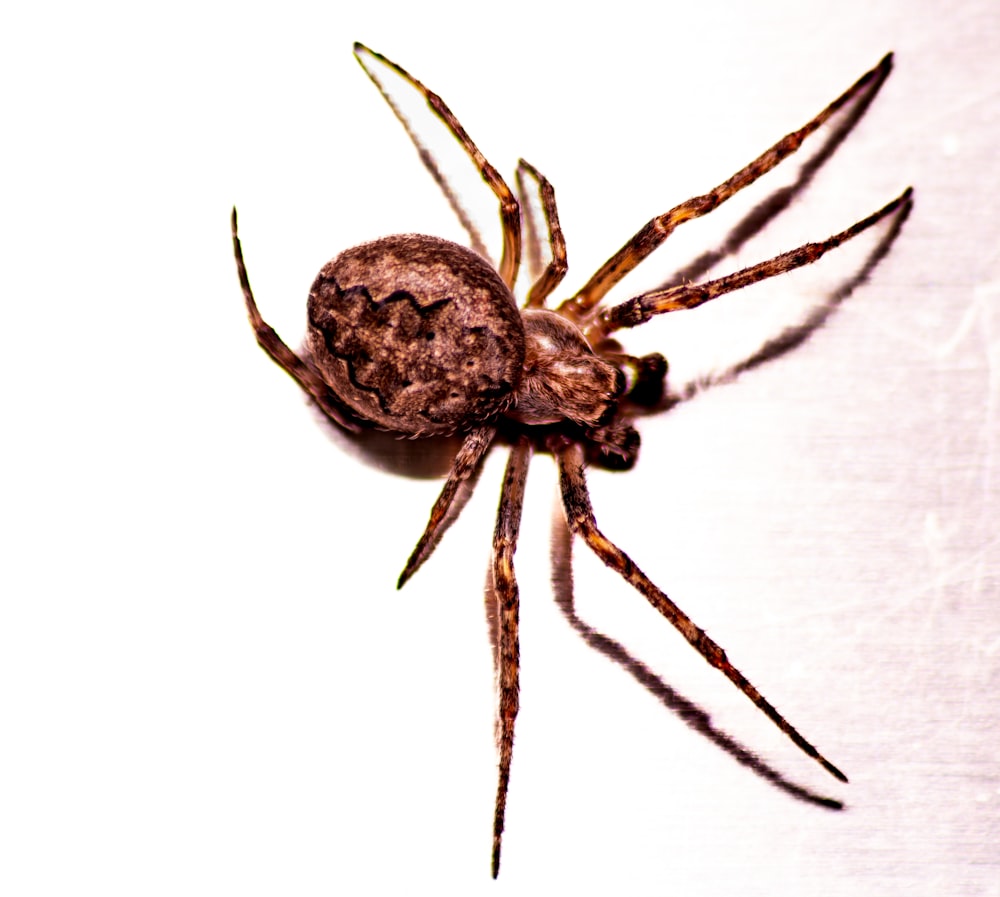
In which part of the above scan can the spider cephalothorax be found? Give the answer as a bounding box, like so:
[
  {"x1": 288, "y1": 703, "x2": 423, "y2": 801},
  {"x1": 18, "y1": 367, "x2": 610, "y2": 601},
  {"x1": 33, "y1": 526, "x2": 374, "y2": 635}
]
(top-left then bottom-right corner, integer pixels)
[{"x1": 232, "y1": 43, "x2": 911, "y2": 877}]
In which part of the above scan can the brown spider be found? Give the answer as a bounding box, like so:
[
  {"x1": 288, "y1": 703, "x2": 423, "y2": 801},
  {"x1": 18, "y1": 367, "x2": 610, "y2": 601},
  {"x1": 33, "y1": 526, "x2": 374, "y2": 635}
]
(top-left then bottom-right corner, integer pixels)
[{"x1": 231, "y1": 43, "x2": 911, "y2": 877}]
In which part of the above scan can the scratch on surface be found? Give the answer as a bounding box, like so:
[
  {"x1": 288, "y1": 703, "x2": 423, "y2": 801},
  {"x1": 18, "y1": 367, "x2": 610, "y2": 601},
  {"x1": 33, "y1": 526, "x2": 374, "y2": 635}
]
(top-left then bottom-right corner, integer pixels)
[
  {"x1": 918, "y1": 280, "x2": 1000, "y2": 561},
  {"x1": 920, "y1": 511, "x2": 998, "y2": 602},
  {"x1": 922, "y1": 279, "x2": 999, "y2": 361},
  {"x1": 974, "y1": 279, "x2": 1000, "y2": 516}
]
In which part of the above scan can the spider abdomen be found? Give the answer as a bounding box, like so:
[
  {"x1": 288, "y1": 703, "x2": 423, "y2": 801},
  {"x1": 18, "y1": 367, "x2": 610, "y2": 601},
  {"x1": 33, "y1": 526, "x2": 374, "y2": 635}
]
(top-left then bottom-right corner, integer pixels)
[{"x1": 306, "y1": 234, "x2": 525, "y2": 436}]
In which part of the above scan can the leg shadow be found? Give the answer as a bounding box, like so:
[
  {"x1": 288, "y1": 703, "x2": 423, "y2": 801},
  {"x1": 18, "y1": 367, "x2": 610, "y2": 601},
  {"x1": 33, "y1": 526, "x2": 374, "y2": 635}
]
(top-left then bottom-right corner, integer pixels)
[
  {"x1": 656, "y1": 55, "x2": 893, "y2": 292},
  {"x1": 548, "y1": 502, "x2": 844, "y2": 810}
]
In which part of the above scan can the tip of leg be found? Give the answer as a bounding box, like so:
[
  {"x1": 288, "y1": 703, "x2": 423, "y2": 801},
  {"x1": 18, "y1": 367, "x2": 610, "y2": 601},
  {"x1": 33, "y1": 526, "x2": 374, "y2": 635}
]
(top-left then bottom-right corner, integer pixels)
[
  {"x1": 397, "y1": 549, "x2": 423, "y2": 589},
  {"x1": 822, "y1": 757, "x2": 849, "y2": 784},
  {"x1": 886, "y1": 186, "x2": 915, "y2": 224},
  {"x1": 491, "y1": 841, "x2": 501, "y2": 879}
]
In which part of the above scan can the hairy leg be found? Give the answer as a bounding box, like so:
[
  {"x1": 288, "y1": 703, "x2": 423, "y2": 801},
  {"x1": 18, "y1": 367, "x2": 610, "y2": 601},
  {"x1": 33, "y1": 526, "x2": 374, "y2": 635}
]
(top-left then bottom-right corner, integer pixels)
[
  {"x1": 560, "y1": 53, "x2": 894, "y2": 320},
  {"x1": 491, "y1": 439, "x2": 531, "y2": 877},
  {"x1": 231, "y1": 208, "x2": 362, "y2": 431},
  {"x1": 398, "y1": 426, "x2": 497, "y2": 587},
  {"x1": 556, "y1": 440, "x2": 846, "y2": 782}
]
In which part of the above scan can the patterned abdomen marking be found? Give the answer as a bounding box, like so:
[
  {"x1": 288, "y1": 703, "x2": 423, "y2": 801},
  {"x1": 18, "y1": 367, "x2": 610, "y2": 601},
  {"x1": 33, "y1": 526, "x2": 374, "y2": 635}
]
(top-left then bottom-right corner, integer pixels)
[{"x1": 307, "y1": 235, "x2": 525, "y2": 435}]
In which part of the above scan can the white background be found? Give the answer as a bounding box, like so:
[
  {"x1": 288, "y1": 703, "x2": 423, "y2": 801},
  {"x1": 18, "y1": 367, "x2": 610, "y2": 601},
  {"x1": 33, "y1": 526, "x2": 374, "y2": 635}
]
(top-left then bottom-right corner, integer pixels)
[{"x1": 3, "y1": 1, "x2": 998, "y2": 894}]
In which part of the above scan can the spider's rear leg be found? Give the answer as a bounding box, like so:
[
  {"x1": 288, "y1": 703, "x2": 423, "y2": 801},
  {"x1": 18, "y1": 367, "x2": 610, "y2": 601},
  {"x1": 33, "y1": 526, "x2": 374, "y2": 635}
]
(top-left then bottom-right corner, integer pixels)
[
  {"x1": 354, "y1": 43, "x2": 522, "y2": 289},
  {"x1": 398, "y1": 426, "x2": 496, "y2": 588},
  {"x1": 490, "y1": 440, "x2": 531, "y2": 878},
  {"x1": 515, "y1": 159, "x2": 568, "y2": 308},
  {"x1": 555, "y1": 441, "x2": 847, "y2": 783},
  {"x1": 230, "y1": 208, "x2": 362, "y2": 432}
]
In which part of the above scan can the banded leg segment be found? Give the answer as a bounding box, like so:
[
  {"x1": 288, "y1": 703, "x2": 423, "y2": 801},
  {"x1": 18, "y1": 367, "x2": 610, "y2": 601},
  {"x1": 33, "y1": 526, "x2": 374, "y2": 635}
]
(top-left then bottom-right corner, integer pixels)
[
  {"x1": 515, "y1": 158, "x2": 568, "y2": 308},
  {"x1": 231, "y1": 208, "x2": 362, "y2": 432},
  {"x1": 556, "y1": 441, "x2": 847, "y2": 783},
  {"x1": 592, "y1": 187, "x2": 912, "y2": 337},
  {"x1": 559, "y1": 53, "x2": 894, "y2": 320},
  {"x1": 354, "y1": 43, "x2": 522, "y2": 289},
  {"x1": 397, "y1": 426, "x2": 496, "y2": 588},
  {"x1": 490, "y1": 440, "x2": 531, "y2": 878}
]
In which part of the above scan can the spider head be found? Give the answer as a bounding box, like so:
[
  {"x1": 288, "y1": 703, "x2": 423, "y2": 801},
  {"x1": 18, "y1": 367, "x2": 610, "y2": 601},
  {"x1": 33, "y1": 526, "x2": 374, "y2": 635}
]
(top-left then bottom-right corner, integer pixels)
[{"x1": 506, "y1": 309, "x2": 624, "y2": 429}]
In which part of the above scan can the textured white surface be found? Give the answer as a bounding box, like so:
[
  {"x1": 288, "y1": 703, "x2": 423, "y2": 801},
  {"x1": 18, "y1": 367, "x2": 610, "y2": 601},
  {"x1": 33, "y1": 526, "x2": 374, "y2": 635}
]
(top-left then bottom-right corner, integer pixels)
[{"x1": 2, "y1": 1, "x2": 998, "y2": 894}]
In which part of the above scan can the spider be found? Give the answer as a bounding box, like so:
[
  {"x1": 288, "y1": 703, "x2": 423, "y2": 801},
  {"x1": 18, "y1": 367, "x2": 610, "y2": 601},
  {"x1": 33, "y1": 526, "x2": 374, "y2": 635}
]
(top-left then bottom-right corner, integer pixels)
[{"x1": 231, "y1": 43, "x2": 911, "y2": 877}]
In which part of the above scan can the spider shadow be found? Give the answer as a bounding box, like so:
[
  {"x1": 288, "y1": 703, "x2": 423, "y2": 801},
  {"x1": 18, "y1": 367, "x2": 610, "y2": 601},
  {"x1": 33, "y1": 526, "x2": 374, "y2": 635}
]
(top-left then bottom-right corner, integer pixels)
[
  {"x1": 545, "y1": 505, "x2": 844, "y2": 811},
  {"x1": 306, "y1": 405, "x2": 486, "y2": 579},
  {"x1": 307, "y1": 397, "x2": 465, "y2": 480}
]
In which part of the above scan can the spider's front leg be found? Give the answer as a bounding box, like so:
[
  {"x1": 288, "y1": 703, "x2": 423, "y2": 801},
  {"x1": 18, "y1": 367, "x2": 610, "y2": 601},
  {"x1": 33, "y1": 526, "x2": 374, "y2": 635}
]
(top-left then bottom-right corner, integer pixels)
[
  {"x1": 559, "y1": 52, "x2": 894, "y2": 321},
  {"x1": 489, "y1": 439, "x2": 531, "y2": 878},
  {"x1": 591, "y1": 187, "x2": 912, "y2": 337},
  {"x1": 555, "y1": 441, "x2": 847, "y2": 783},
  {"x1": 663, "y1": 188, "x2": 914, "y2": 406}
]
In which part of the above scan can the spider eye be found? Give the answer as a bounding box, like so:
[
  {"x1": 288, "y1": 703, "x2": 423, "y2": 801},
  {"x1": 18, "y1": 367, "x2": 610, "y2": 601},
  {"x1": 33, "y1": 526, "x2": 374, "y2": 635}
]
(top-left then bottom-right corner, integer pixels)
[{"x1": 623, "y1": 353, "x2": 668, "y2": 407}]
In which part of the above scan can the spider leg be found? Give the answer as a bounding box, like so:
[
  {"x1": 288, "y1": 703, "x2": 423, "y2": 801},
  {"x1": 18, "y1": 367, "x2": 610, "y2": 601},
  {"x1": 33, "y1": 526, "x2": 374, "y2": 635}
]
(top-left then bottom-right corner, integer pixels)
[
  {"x1": 555, "y1": 440, "x2": 847, "y2": 783},
  {"x1": 516, "y1": 161, "x2": 546, "y2": 288},
  {"x1": 591, "y1": 187, "x2": 912, "y2": 338},
  {"x1": 350, "y1": 47, "x2": 488, "y2": 264},
  {"x1": 665, "y1": 188, "x2": 914, "y2": 406},
  {"x1": 515, "y1": 159, "x2": 568, "y2": 308},
  {"x1": 353, "y1": 43, "x2": 522, "y2": 289},
  {"x1": 559, "y1": 53, "x2": 894, "y2": 320},
  {"x1": 397, "y1": 426, "x2": 496, "y2": 588},
  {"x1": 490, "y1": 439, "x2": 531, "y2": 878},
  {"x1": 549, "y1": 504, "x2": 843, "y2": 809},
  {"x1": 231, "y1": 208, "x2": 362, "y2": 432},
  {"x1": 652, "y1": 46, "x2": 894, "y2": 296}
]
